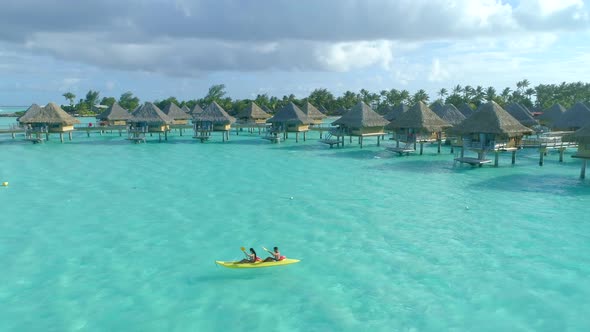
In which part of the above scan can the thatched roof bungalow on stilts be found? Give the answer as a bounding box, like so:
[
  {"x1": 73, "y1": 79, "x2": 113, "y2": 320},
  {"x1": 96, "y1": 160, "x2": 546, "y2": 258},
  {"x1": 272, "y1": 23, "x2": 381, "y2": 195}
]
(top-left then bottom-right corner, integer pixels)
[
  {"x1": 385, "y1": 101, "x2": 450, "y2": 155},
  {"x1": 235, "y1": 102, "x2": 271, "y2": 135},
  {"x1": 505, "y1": 102, "x2": 539, "y2": 128},
  {"x1": 192, "y1": 101, "x2": 236, "y2": 142},
  {"x1": 452, "y1": 101, "x2": 532, "y2": 167},
  {"x1": 432, "y1": 104, "x2": 466, "y2": 153},
  {"x1": 300, "y1": 102, "x2": 327, "y2": 125},
  {"x1": 128, "y1": 102, "x2": 173, "y2": 143},
  {"x1": 95, "y1": 102, "x2": 131, "y2": 128},
  {"x1": 538, "y1": 103, "x2": 566, "y2": 128},
  {"x1": 327, "y1": 101, "x2": 389, "y2": 148},
  {"x1": 571, "y1": 124, "x2": 590, "y2": 178},
  {"x1": 266, "y1": 102, "x2": 311, "y2": 143},
  {"x1": 553, "y1": 102, "x2": 590, "y2": 131},
  {"x1": 19, "y1": 102, "x2": 80, "y2": 143},
  {"x1": 162, "y1": 102, "x2": 191, "y2": 136}
]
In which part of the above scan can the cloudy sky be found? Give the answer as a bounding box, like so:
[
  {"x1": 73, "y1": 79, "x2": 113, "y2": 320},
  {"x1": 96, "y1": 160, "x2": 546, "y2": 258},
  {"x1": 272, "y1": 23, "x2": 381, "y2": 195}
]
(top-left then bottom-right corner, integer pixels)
[{"x1": 0, "y1": 0, "x2": 589, "y2": 105}]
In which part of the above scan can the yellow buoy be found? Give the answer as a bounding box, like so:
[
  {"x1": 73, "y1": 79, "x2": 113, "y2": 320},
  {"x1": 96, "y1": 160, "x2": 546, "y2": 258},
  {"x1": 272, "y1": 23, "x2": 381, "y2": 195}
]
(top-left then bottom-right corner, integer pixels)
[{"x1": 2, "y1": 182, "x2": 8, "y2": 187}]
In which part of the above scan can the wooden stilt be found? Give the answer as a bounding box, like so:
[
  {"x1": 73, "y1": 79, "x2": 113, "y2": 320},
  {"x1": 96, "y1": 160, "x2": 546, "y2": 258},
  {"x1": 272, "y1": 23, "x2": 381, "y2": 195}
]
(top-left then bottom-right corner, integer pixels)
[
  {"x1": 494, "y1": 151, "x2": 499, "y2": 167},
  {"x1": 460, "y1": 147, "x2": 464, "y2": 158},
  {"x1": 511, "y1": 150, "x2": 516, "y2": 164},
  {"x1": 437, "y1": 140, "x2": 441, "y2": 154},
  {"x1": 581, "y1": 160, "x2": 587, "y2": 179},
  {"x1": 87, "y1": 130, "x2": 90, "y2": 137},
  {"x1": 60, "y1": 133, "x2": 64, "y2": 143},
  {"x1": 559, "y1": 148, "x2": 565, "y2": 162},
  {"x1": 46, "y1": 132, "x2": 49, "y2": 141},
  {"x1": 296, "y1": 132, "x2": 299, "y2": 143},
  {"x1": 360, "y1": 136, "x2": 363, "y2": 149},
  {"x1": 396, "y1": 139, "x2": 400, "y2": 148},
  {"x1": 159, "y1": 133, "x2": 162, "y2": 142},
  {"x1": 69, "y1": 132, "x2": 72, "y2": 141},
  {"x1": 539, "y1": 149, "x2": 545, "y2": 166},
  {"x1": 419, "y1": 143, "x2": 423, "y2": 155},
  {"x1": 377, "y1": 135, "x2": 380, "y2": 147},
  {"x1": 165, "y1": 131, "x2": 168, "y2": 141},
  {"x1": 303, "y1": 131, "x2": 306, "y2": 142}
]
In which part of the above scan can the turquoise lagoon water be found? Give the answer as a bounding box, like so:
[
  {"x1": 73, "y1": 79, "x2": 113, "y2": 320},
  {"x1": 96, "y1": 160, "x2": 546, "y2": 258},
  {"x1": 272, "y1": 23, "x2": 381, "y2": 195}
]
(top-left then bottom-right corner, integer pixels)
[{"x1": 1, "y1": 117, "x2": 589, "y2": 332}]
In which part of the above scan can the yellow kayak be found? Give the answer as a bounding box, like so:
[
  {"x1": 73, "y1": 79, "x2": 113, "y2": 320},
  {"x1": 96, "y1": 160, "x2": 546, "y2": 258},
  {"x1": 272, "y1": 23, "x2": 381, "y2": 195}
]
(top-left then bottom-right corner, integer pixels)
[{"x1": 215, "y1": 258, "x2": 300, "y2": 269}]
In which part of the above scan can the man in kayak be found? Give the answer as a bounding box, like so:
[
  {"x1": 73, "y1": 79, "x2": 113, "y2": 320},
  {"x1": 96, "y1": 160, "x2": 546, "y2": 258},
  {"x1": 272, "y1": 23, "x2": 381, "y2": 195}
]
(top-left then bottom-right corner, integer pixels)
[
  {"x1": 238, "y1": 248, "x2": 260, "y2": 263},
  {"x1": 263, "y1": 246, "x2": 285, "y2": 262}
]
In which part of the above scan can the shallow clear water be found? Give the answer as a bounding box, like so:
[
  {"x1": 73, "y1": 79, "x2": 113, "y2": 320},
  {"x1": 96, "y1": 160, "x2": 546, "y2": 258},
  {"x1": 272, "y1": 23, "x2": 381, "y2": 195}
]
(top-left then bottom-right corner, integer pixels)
[{"x1": 1, "y1": 118, "x2": 589, "y2": 331}]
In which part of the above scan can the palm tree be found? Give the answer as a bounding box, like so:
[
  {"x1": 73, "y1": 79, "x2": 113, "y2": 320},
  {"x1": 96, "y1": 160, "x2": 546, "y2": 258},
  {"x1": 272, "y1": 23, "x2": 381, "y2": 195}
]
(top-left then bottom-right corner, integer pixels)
[
  {"x1": 452, "y1": 84, "x2": 463, "y2": 96},
  {"x1": 62, "y1": 92, "x2": 76, "y2": 106},
  {"x1": 485, "y1": 87, "x2": 497, "y2": 102},
  {"x1": 437, "y1": 88, "x2": 448, "y2": 101},
  {"x1": 412, "y1": 89, "x2": 429, "y2": 105}
]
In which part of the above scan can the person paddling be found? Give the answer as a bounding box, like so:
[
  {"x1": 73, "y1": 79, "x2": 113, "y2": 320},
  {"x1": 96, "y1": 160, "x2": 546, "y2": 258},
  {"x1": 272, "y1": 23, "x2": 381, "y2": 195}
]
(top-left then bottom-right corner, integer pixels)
[
  {"x1": 263, "y1": 246, "x2": 285, "y2": 262},
  {"x1": 238, "y1": 248, "x2": 260, "y2": 263}
]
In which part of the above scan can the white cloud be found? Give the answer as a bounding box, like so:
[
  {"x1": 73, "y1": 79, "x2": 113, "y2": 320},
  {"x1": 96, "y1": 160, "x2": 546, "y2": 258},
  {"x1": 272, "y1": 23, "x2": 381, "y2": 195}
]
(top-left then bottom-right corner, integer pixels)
[
  {"x1": 315, "y1": 41, "x2": 394, "y2": 72},
  {"x1": 428, "y1": 59, "x2": 449, "y2": 82}
]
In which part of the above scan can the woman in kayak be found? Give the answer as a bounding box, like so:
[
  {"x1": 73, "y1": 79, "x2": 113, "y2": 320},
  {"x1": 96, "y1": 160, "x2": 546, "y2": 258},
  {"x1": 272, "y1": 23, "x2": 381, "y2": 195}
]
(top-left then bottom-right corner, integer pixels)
[
  {"x1": 238, "y1": 248, "x2": 260, "y2": 263},
  {"x1": 263, "y1": 246, "x2": 285, "y2": 262}
]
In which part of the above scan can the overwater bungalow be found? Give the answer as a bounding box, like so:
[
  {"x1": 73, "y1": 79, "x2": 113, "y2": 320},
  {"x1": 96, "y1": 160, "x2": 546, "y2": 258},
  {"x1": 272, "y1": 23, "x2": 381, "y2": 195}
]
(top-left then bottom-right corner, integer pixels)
[
  {"x1": 18, "y1": 102, "x2": 80, "y2": 143},
  {"x1": 128, "y1": 102, "x2": 173, "y2": 143},
  {"x1": 458, "y1": 103, "x2": 475, "y2": 118},
  {"x1": 162, "y1": 102, "x2": 191, "y2": 136},
  {"x1": 505, "y1": 102, "x2": 538, "y2": 128},
  {"x1": 319, "y1": 105, "x2": 330, "y2": 116},
  {"x1": 571, "y1": 123, "x2": 590, "y2": 179},
  {"x1": 300, "y1": 102, "x2": 327, "y2": 125},
  {"x1": 236, "y1": 102, "x2": 271, "y2": 125},
  {"x1": 192, "y1": 101, "x2": 236, "y2": 142},
  {"x1": 430, "y1": 101, "x2": 445, "y2": 116},
  {"x1": 553, "y1": 102, "x2": 590, "y2": 131},
  {"x1": 266, "y1": 102, "x2": 311, "y2": 143},
  {"x1": 538, "y1": 103, "x2": 566, "y2": 128},
  {"x1": 383, "y1": 103, "x2": 409, "y2": 122},
  {"x1": 181, "y1": 105, "x2": 191, "y2": 114},
  {"x1": 326, "y1": 101, "x2": 389, "y2": 148},
  {"x1": 452, "y1": 101, "x2": 532, "y2": 167},
  {"x1": 95, "y1": 102, "x2": 131, "y2": 127},
  {"x1": 386, "y1": 101, "x2": 451, "y2": 155}
]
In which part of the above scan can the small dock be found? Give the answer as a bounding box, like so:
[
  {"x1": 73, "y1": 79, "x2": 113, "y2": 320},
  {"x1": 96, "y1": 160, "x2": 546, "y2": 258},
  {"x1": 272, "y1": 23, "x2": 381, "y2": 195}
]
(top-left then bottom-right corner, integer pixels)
[
  {"x1": 387, "y1": 146, "x2": 415, "y2": 156},
  {"x1": 454, "y1": 157, "x2": 492, "y2": 166}
]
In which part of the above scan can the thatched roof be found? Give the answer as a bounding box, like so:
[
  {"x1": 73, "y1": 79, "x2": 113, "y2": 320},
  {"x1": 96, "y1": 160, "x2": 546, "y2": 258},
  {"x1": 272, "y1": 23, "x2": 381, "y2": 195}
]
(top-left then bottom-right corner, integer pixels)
[
  {"x1": 181, "y1": 105, "x2": 191, "y2": 113},
  {"x1": 300, "y1": 102, "x2": 326, "y2": 121},
  {"x1": 236, "y1": 102, "x2": 271, "y2": 121},
  {"x1": 573, "y1": 123, "x2": 590, "y2": 139},
  {"x1": 319, "y1": 105, "x2": 329, "y2": 115},
  {"x1": 17, "y1": 103, "x2": 43, "y2": 123},
  {"x1": 386, "y1": 101, "x2": 450, "y2": 132},
  {"x1": 505, "y1": 102, "x2": 538, "y2": 127},
  {"x1": 334, "y1": 107, "x2": 348, "y2": 116},
  {"x1": 553, "y1": 102, "x2": 590, "y2": 130},
  {"x1": 190, "y1": 104, "x2": 204, "y2": 115},
  {"x1": 430, "y1": 101, "x2": 445, "y2": 115},
  {"x1": 130, "y1": 102, "x2": 173, "y2": 124},
  {"x1": 95, "y1": 102, "x2": 131, "y2": 121},
  {"x1": 452, "y1": 101, "x2": 533, "y2": 136},
  {"x1": 332, "y1": 101, "x2": 389, "y2": 128},
  {"x1": 19, "y1": 102, "x2": 80, "y2": 125},
  {"x1": 383, "y1": 103, "x2": 409, "y2": 121},
  {"x1": 267, "y1": 102, "x2": 310, "y2": 125},
  {"x1": 458, "y1": 103, "x2": 475, "y2": 118},
  {"x1": 162, "y1": 102, "x2": 191, "y2": 120},
  {"x1": 194, "y1": 101, "x2": 236, "y2": 124},
  {"x1": 538, "y1": 103, "x2": 566, "y2": 125},
  {"x1": 433, "y1": 104, "x2": 466, "y2": 126},
  {"x1": 262, "y1": 105, "x2": 274, "y2": 114}
]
